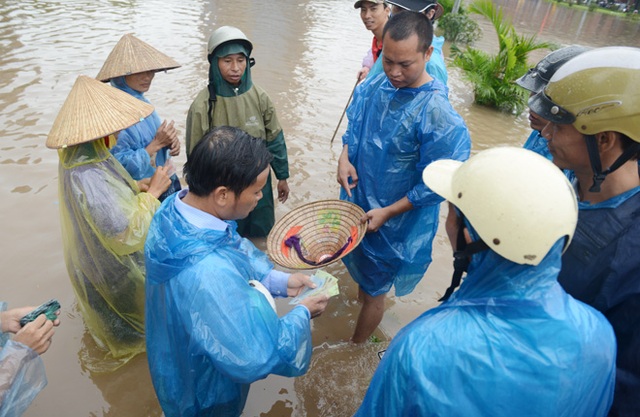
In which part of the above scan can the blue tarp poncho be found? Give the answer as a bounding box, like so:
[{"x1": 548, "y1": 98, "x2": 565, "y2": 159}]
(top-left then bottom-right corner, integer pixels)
[
  {"x1": 369, "y1": 35, "x2": 448, "y2": 86},
  {"x1": 109, "y1": 77, "x2": 181, "y2": 199},
  {"x1": 144, "y1": 194, "x2": 312, "y2": 417},
  {"x1": 0, "y1": 302, "x2": 47, "y2": 417},
  {"x1": 355, "y1": 237, "x2": 616, "y2": 417},
  {"x1": 558, "y1": 186, "x2": 640, "y2": 417},
  {"x1": 340, "y1": 74, "x2": 470, "y2": 296}
]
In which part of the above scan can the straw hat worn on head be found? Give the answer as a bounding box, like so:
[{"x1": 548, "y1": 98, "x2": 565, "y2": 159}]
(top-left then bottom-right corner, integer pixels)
[
  {"x1": 96, "y1": 33, "x2": 181, "y2": 82},
  {"x1": 46, "y1": 75, "x2": 154, "y2": 149},
  {"x1": 267, "y1": 200, "x2": 367, "y2": 270}
]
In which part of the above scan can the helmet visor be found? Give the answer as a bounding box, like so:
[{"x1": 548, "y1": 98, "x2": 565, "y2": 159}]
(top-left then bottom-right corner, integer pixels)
[{"x1": 528, "y1": 90, "x2": 576, "y2": 125}]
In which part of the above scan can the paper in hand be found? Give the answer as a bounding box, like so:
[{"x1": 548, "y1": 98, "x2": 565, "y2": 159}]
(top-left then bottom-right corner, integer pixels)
[{"x1": 289, "y1": 270, "x2": 340, "y2": 305}]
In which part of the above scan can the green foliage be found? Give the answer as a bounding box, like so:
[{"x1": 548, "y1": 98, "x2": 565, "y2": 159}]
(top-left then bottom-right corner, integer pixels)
[
  {"x1": 439, "y1": 13, "x2": 482, "y2": 44},
  {"x1": 451, "y1": 0, "x2": 553, "y2": 113}
]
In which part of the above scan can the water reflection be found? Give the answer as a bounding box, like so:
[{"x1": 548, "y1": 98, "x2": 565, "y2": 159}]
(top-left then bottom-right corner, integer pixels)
[{"x1": 1, "y1": 0, "x2": 637, "y2": 415}]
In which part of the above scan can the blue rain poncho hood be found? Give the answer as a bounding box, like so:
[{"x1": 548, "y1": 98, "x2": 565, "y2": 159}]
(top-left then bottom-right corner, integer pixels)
[
  {"x1": 109, "y1": 77, "x2": 181, "y2": 200},
  {"x1": 355, "y1": 234, "x2": 616, "y2": 417},
  {"x1": 109, "y1": 76, "x2": 169, "y2": 178},
  {"x1": 145, "y1": 194, "x2": 312, "y2": 417},
  {"x1": 340, "y1": 73, "x2": 470, "y2": 296},
  {"x1": 558, "y1": 186, "x2": 640, "y2": 416}
]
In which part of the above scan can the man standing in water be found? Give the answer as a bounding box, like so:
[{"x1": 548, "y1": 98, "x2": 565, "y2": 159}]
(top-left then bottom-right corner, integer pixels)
[
  {"x1": 145, "y1": 126, "x2": 329, "y2": 417},
  {"x1": 337, "y1": 11, "x2": 470, "y2": 343}
]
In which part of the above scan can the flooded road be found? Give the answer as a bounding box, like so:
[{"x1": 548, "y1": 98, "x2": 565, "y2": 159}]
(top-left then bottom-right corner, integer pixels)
[{"x1": 1, "y1": 0, "x2": 637, "y2": 415}]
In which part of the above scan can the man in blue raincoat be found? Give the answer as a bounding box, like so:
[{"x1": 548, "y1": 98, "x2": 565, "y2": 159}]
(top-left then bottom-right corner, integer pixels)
[
  {"x1": 355, "y1": 147, "x2": 616, "y2": 417},
  {"x1": 366, "y1": 0, "x2": 448, "y2": 86},
  {"x1": 144, "y1": 126, "x2": 329, "y2": 417},
  {"x1": 337, "y1": 11, "x2": 470, "y2": 343},
  {"x1": 528, "y1": 46, "x2": 640, "y2": 417}
]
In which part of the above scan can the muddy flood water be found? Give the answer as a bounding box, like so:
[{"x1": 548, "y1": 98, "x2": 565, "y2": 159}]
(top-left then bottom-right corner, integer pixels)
[{"x1": 1, "y1": 0, "x2": 637, "y2": 415}]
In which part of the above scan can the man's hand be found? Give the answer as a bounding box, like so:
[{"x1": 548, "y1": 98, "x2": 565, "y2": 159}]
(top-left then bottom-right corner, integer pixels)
[
  {"x1": 362, "y1": 207, "x2": 390, "y2": 233},
  {"x1": 300, "y1": 295, "x2": 329, "y2": 319},
  {"x1": 14, "y1": 315, "x2": 57, "y2": 355},
  {"x1": 1, "y1": 306, "x2": 34, "y2": 334},
  {"x1": 147, "y1": 165, "x2": 172, "y2": 199},
  {"x1": 277, "y1": 179, "x2": 290, "y2": 203},
  {"x1": 357, "y1": 67, "x2": 370, "y2": 83},
  {"x1": 286, "y1": 273, "x2": 316, "y2": 297},
  {"x1": 146, "y1": 120, "x2": 178, "y2": 156},
  {"x1": 337, "y1": 145, "x2": 358, "y2": 198}
]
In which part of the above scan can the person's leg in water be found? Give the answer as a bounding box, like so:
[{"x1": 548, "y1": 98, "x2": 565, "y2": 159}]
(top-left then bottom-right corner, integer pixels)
[{"x1": 351, "y1": 286, "x2": 385, "y2": 343}]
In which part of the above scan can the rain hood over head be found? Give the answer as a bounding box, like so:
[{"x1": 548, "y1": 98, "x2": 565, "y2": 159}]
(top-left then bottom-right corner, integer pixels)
[{"x1": 355, "y1": 232, "x2": 616, "y2": 417}]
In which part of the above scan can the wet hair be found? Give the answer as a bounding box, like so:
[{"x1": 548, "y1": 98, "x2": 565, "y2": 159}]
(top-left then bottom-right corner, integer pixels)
[
  {"x1": 382, "y1": 10, "x2": 433, "y2": 53},
  {"x1": 184, "y1": 126, "x2": 272, "y2": 197}
]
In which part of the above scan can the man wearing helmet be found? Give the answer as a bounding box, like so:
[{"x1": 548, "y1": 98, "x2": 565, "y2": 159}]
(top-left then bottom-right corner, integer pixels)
[
  {"x1": 355, "y1": 147, "x2": 616, "y2": 416},
  {"x1": 515, "y1": 45, "x2": 589, "y2": 159},
  {"x1": 528, "y1": 46, "x2": 640, "y2": 416},
  {"x1": 185, "y1": 26, "x2": 290, "y2": 238}
]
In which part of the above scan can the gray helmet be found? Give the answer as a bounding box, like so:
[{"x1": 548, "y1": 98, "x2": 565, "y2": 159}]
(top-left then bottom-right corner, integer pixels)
[
  {"x1": 516, "y1": 45, "x2": 590, "y2": 93},
  {"x1": 207, "y1": 26, "x2": 253, "y2": 56}
]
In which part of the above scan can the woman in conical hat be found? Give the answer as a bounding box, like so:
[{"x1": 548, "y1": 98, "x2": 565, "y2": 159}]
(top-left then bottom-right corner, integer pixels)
[
  {"x1": 96, "y1": 33, "x2": 182, "y2": 202},
  {"x1": 47, "y1": 75, "x2": 171, "y2": 372}
]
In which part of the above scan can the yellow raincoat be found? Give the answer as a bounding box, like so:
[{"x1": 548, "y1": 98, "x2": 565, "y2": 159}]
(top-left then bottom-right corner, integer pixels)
[{"x1": 57, "y1": 138, "x2": 159, "y2": 372}]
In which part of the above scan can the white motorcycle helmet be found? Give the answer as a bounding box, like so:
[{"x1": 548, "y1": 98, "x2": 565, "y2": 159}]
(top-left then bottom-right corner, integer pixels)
[{"x1": 423, "y1": 147, "x2": 578, "y2": 266}]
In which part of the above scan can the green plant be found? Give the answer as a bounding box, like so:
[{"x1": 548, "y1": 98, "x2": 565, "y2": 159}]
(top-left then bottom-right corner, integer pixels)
[
  {"x1": 451, "y1": 0, "x2": 553, "y2": 113},
  {"x1": 439, "y1": 13, "x2": 482, "y2": 44}
]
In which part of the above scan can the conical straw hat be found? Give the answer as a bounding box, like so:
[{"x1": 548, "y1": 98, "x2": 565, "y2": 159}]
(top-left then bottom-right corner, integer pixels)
[
  {"x1": 46, "y1": 75, "x2": 154, "y2": 149},
  {"x1": 96, "y1": 33, "x2": 181, "y2": 82},
  {"x1": 267, "y1": 200, "x2": 367, "y2": 270}
]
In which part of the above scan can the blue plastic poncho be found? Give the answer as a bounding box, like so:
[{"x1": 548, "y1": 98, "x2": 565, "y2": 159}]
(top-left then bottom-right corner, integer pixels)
[
  {"x1": 145, "y1": 193, "x2": 312, "y2": 417},
  {"x1": 558, "y1": 186, "x2": 640, "y2": 417},
  {"x1": 368, "y1": 35, "x2": 448, "y2": 86},
  {"x1": 355, "y1": 237, "x2": 616, "y2": 417},
  {"x1": 0, "y1": 303, "x2": 47, "y2": 417},
  {"x1": 58, "y1": 138, "x2": 160, "y2": 372},
  {"x1": 109, "y1": 77, "x2": 181, "y2": 200},
  {"x1": 340, "y1": 74, "x2": 470, "y2": 296}
]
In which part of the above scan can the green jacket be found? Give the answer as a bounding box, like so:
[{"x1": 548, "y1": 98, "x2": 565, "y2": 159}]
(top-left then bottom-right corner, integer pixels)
[{"x1": 185, "y1": 84, "x2": 289, "y2": 237}]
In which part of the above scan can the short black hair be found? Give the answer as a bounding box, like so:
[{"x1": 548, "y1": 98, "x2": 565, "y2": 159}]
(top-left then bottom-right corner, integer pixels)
[
  {"x1": 184, "y1": 126, "x2": 272, "y2": 197},
  {"x1": 619, "y1": 133, "x2": 640, "y2": 161},
  {"x1": 382, "y1": 10, "x2": 433, "y2": 53}
]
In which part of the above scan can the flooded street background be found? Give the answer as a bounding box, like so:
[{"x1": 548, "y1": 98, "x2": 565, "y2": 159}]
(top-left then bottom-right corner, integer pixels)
[{"x1": 0, "y1": 0, "x2": 636, "y2": 415}]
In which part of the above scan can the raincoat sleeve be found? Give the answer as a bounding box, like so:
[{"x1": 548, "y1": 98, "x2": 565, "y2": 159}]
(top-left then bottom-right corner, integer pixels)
[
  {"x1": 0, "y1": 339, "x2": 47, "y2": 417},
  {"x1": 178, "y1": 258, "x2": 312, "y2": 383},
  {"x1": 110, "y1": 128, "x2": 154, "y2": 180},
  {"x1": 185, "y1": 88, "x2": 211, "y2": 157},
  {"x1": 67, "y1": 166, "x2": 160, "y2": 256},
  {"x1": 260, "y1": 89, "x2": 289, "y2": 180},
  {"x1": 407, "y1": 93, "x2": 470, "y2": 207}
]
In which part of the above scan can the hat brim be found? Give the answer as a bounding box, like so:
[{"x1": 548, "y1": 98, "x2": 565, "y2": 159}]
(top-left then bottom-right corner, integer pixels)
[
  {"x1": 527, "y1": 91, "x2": 576, "y2": 125},
  {"x1": 515, "y1": 70, "x2": 545, "y2": 94},
  {"x1": 422, "y1": 159, "x2": 463, "y2": 202}
]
